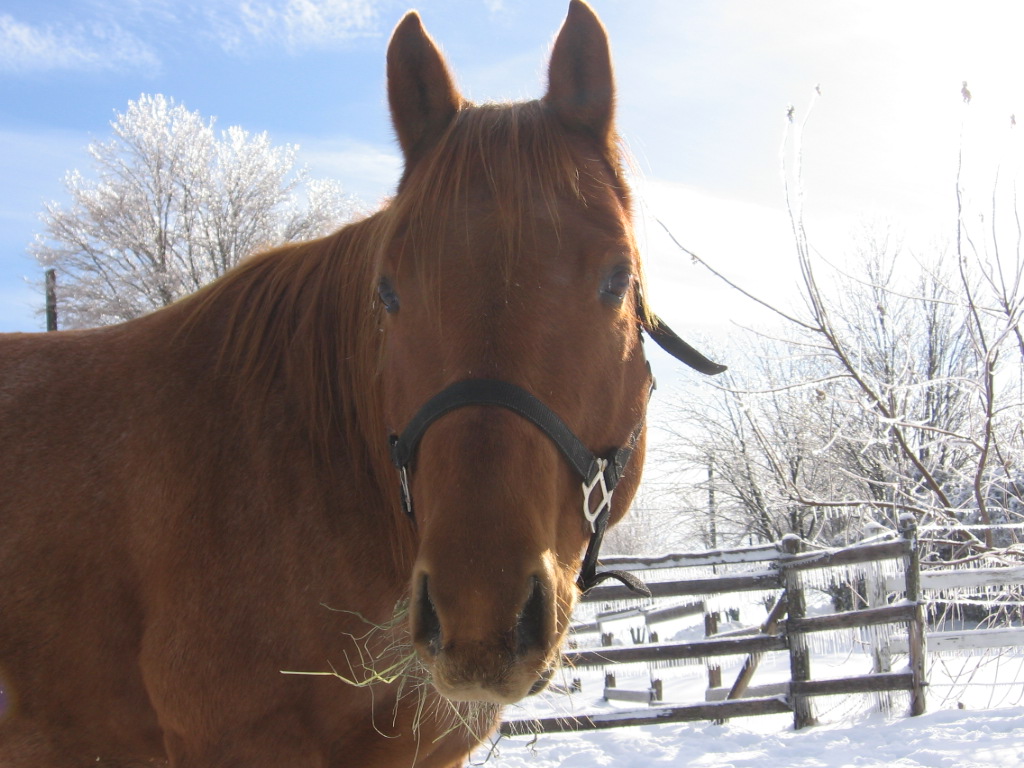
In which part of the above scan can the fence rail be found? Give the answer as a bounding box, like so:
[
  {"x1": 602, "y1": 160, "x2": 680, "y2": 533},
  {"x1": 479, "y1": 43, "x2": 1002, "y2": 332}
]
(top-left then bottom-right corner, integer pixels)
[
  {"x1": 891, "y1": 626, "x2": 1024, "y2": 653},
  {"x1": 579, "y1": 570, "x2": 782, "y2": 603},
  {"x1": 566, "y1": 633, "x2": 788, "y2": 667},
  {"x1": 500, "y1": 696, "x2": 793, "y2": 736}
]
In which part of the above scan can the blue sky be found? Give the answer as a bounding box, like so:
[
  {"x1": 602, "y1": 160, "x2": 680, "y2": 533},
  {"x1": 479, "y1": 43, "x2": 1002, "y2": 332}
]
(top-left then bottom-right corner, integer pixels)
[{"x1": 2, "y1": 0, "x2": 1023, "y2": 336}]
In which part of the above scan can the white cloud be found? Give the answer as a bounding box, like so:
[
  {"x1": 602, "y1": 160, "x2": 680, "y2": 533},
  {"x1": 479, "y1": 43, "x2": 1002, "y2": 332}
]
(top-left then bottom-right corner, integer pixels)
[
  {"x1": 0, "y1": 2, "x2": 387, "y2": 74},
  {"x1": 216, "y1": 0, "x2": 382, "y2": 53},
  {"x1": 0, "y1": 13, "x2": 160, "y2": 74}
]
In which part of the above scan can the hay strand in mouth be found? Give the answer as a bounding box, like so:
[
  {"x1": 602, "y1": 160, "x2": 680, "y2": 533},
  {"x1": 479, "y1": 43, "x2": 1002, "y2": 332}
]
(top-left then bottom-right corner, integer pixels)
[{"x1": 281, "y1": 598, "x2": 501, "y2": 746}]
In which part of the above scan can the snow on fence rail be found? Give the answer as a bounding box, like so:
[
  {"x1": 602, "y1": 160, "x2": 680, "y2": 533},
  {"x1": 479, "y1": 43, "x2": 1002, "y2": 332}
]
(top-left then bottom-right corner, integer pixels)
[
  {"x1": 503, "y1": 520, "x2": 1019, "y2": 736},
  {"x1": 886, "y1": 565, "x2": 1024, "y2": 654}
]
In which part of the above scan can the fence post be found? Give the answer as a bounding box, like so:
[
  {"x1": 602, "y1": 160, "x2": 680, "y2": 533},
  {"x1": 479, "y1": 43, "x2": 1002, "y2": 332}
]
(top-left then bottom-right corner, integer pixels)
[
  {"x1": 901, "y1": 516, "x2": 927, "y2": 716},
  {"x1": 704, "y1": 610, "x2": 721, "y2": 692},
  {"x1": 652, "y1": 677, "x2": 663, "y2": 703},
  {"x1": 45, "y1": 269, "x2": 58, "y2": 332},
  {"x1": 782, "y1": 534, "x2": 815, "y2": 729}
]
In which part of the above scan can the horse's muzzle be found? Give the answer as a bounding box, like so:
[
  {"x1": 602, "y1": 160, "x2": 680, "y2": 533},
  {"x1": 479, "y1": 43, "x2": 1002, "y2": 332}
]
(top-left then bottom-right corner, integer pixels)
[{"x1": 411, "y1": 571, "x2": 558, "y2": 704}]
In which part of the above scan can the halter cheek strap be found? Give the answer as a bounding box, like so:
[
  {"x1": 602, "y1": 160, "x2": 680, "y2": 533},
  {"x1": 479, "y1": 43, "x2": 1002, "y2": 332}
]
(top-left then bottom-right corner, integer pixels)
[{"x1": 388, "y1": 378, "x2": 652, "y2": 597}]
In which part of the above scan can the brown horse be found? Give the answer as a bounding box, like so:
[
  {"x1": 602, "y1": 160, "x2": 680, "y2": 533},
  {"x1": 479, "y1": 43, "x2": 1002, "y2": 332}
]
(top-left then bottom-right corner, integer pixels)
[{"x1": 0, "y1": 2, "x2": 722, "y2": 766}]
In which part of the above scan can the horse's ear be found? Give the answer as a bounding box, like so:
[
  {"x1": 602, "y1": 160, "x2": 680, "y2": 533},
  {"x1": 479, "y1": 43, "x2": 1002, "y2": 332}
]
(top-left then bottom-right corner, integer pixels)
[
  {"x1": 544, "y1": 0, "x2": 615, "y2": 143},
  {"x1": 387, "y1": 12, "x2": 462, "y2": 169}
]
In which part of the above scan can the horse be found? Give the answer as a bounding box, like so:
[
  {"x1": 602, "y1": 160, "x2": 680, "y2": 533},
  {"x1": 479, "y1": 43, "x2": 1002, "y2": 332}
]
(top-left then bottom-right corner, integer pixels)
[{"x1": 0, "y1": 2, "x2": 723, "y2": 765}]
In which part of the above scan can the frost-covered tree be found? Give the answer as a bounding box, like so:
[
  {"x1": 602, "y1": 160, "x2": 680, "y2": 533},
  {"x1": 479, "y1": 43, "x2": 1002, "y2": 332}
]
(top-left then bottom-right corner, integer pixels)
[
  {"x1": 658, "y1": 105, "x2": 1024, "y2": 564},
  {"x1": 661, "y1": 244, "x2": 991, "y2": 550},
  {"x1": 32, "y1": 94, "x2": 361, "y2": 328}
]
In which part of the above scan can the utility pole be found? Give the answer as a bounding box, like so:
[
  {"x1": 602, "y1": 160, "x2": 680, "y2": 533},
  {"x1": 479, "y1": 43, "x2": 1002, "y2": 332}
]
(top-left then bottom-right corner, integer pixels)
[{"x1": 45, "y1": 269, "x2": 57, "y2": 331}]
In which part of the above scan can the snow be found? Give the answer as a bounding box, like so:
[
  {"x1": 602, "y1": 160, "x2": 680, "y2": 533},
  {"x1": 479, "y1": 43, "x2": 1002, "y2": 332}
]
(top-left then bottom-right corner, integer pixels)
[
  {"x1": 478, "y1": 649, "x2": 1024, "y2": 768},
  {"x1": 476, "y1": 706, "x2": 1024, "y2": 767}
]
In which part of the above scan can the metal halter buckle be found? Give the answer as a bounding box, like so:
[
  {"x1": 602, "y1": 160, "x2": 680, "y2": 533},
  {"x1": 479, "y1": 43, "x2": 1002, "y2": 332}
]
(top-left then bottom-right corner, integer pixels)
[
  {"x1": 581, "y1": 458, "x2": 613, "y2": 533},
  {"x1": 398, "y1": 465, "x2": 413, "y2": 518}
]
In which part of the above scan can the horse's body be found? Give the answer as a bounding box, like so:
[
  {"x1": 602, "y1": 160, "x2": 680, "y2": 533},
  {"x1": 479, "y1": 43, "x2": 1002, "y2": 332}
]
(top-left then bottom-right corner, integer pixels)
[
  {"x1": 0, "y1": 3, "x2": 720, "y2": 765},
  {"x1": 0, "y1": 256, "x2": 457, "y2": 766}
]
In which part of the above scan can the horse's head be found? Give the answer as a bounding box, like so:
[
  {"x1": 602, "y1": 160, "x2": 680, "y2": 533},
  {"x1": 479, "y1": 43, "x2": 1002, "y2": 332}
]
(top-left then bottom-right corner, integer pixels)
[{"x1": 376, "y1": 0, "x2": 722, "y2": 705}]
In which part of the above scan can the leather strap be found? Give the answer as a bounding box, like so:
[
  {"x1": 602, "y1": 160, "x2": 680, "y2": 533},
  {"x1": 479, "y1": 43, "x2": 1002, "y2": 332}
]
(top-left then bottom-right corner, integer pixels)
[
  {"x1": 389, "y1": 379, "x2": 651, "y2": 596},
  {"x1": 390, "y1": 379, "x2": 599, "y2": 482}
]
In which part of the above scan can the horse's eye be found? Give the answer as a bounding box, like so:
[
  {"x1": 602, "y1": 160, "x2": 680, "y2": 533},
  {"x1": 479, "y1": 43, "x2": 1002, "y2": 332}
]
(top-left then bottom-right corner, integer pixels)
[
  {"x1": 378, "y1": 277, "x2": 400, "y2": 314},
  {"x1": 601, "y1": 267, "x2": 632, "y2": 303}
]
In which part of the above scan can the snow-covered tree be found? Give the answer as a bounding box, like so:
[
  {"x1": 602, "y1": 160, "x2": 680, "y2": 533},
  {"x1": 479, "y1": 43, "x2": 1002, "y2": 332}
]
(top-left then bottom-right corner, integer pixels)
[
  {"x1": 32, "y1": 94, "x2": 361, "y2": 328},
  {"x1": 658, "y1": 106, "x2": 1024, "y2": 564},
  {"x1": 661, "y1": 243, "x2": 994, "y2": 550}
]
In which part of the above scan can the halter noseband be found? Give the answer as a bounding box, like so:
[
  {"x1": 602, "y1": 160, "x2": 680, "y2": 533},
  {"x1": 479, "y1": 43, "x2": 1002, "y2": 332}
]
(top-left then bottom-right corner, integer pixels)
[{"x1": 388, "y1": 378, "x2": 653, "y2": 597}]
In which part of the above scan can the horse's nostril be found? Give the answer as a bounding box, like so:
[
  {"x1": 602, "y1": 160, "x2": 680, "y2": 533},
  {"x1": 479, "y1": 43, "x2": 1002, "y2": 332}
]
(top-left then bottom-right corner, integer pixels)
[
  {"x1": 528, "y1": 667, "x2": 554, "y2": 696},
  {"x1": 415, "y1": 574, "x2": 442, "y2": 656},
  {"x1": 515, "y1": 575, "x2": 548, "y2": 657}
]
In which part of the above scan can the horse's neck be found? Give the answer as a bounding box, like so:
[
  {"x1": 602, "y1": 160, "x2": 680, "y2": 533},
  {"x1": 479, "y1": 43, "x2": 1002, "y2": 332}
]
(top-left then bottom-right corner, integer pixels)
[{"x1": 161, "y1": 265, "x2": 417, "y2": 580}]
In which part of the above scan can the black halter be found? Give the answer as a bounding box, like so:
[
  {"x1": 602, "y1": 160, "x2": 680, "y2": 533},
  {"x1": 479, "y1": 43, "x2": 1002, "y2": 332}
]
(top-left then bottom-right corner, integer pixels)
[
  {"x1": 389, "y1": 378, "x2": 653, "y2": 596},
  {"x1": 387, "y1": 304, "x2": 726, "y2": 598}
]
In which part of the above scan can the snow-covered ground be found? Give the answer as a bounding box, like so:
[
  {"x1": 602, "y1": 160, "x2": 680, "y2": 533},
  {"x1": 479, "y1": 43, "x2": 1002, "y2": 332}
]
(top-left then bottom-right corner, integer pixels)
[
  {"x1": 470, "y1": 589, "x2": 1024, "y2": 767},
  {"x1": 476, "y1": 705, "x2": 1024, "y2": 767}
]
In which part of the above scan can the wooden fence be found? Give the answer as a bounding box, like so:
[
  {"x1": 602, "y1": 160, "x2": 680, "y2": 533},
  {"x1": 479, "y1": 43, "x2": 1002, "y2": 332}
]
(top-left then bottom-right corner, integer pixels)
[{"x1": 503, "y1": 520, "x2": 992, "y2": 736}]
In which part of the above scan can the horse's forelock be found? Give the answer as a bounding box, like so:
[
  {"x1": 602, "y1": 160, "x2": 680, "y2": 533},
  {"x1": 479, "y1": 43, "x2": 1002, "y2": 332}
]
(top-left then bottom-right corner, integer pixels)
[{"x1": 391, "y1": 101, "x2": 633, "y2": 278}]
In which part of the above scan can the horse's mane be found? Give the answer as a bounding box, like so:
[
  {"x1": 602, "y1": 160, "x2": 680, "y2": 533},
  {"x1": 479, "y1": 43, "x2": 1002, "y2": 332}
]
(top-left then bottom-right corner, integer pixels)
[
  {"x1": 176, "y1": 99, "x2": 642, "y2": 545},
  {"x1": 180, "y1": 213, "x2": 392, "y2": 468}
]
